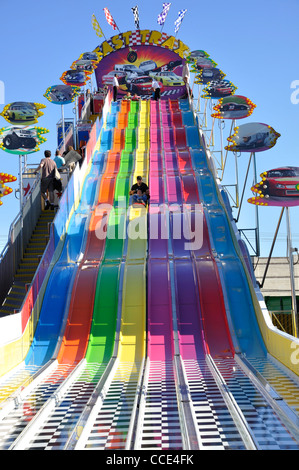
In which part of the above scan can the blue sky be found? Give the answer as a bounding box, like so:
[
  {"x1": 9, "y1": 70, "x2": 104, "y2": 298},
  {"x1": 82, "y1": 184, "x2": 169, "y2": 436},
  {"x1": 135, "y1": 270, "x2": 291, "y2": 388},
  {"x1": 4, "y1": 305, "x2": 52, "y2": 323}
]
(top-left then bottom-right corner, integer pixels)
[{"x1": 0, "y1": 0, "x2": 298, "y2": 257}]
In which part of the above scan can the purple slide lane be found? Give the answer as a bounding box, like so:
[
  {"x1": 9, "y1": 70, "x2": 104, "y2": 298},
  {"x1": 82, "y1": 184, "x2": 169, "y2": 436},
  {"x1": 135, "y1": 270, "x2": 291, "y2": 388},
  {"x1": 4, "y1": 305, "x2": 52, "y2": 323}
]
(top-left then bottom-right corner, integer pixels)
[
  {"x1": 165, "y1": 102, "x2": 234, "y2": 359},
  {"x1": 147, "y1": 108, "x2": 174, "y2": 363}
]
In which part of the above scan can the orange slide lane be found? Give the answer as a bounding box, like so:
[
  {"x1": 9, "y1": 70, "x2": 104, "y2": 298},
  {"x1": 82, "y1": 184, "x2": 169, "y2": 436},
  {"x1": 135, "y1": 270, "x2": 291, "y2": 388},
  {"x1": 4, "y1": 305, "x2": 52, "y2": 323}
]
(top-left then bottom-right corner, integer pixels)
[
  {"x1": 56, "y1": 150, "x2": 121, "y2": 364},
  {"x1": 112, "y1": 128, "x2": 125, "y2": 152}
]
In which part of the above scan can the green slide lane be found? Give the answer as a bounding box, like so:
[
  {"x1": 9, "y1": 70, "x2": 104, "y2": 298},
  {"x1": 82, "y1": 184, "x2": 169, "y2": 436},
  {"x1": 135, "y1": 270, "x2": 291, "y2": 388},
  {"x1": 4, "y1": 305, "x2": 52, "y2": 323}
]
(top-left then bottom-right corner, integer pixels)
[{"x1": 86, "y1": 109, "x2": 138, "y2": 364}]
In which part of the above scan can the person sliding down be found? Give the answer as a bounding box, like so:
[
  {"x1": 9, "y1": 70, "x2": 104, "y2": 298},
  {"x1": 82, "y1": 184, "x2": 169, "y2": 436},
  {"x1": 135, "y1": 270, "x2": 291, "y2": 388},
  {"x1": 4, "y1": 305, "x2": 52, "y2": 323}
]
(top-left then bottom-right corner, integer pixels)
[{"x1": 130, "y1": 176, "x2": 150, "y2": 207}]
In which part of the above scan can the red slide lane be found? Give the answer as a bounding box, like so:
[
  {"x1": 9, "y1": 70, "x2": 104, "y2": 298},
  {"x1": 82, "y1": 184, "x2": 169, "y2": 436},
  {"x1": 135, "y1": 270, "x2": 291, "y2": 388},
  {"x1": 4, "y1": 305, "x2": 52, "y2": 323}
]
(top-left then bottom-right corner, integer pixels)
[
  {"x1": 168, "y1": 107, "x2": 234, "y2": 358},
  {"x1": 56, "y1": 151, "x2": 121, "y2": 364}
]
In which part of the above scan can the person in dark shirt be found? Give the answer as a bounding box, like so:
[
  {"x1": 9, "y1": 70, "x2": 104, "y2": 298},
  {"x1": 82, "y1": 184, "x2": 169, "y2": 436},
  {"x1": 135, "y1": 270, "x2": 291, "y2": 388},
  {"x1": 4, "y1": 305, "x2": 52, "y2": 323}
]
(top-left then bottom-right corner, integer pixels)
[
  {"x1": 130, "y1": 175, "x2": 149, "y2": 206},
  {"x1": 35, "y1": 150, "x2": 57, "y2": 210}
]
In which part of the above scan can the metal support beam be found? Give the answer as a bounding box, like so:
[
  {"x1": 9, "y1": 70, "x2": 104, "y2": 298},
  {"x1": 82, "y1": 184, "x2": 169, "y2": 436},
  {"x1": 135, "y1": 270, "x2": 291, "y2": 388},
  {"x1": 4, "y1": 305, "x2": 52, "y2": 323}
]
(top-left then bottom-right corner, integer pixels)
[
  {"x1": 258, "y1": 207, "x2": 285, "y2": 288},
  {"x1": 286, "y1": 207, "x2": 299, "y2": 338}
]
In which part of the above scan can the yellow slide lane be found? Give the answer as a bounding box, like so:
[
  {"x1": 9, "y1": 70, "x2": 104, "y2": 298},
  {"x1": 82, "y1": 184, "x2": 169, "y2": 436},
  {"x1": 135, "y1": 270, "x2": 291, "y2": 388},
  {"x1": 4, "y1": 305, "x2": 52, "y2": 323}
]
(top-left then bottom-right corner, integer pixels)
[{"x1": 117, "y1": 100, "x2": 149, "y2": 365}]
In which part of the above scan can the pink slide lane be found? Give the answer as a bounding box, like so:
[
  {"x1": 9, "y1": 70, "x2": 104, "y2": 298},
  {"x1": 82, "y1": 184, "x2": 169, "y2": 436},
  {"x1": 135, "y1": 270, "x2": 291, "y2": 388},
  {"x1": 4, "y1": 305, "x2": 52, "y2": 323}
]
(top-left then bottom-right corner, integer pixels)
[{"x1": 147, "y1": 105, "x2": 174, "y2": 362}]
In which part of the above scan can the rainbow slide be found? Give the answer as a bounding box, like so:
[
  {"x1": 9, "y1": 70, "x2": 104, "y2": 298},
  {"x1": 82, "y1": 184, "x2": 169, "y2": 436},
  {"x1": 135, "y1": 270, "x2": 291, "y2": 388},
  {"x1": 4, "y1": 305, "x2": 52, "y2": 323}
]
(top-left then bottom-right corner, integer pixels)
[{"x1": 0, "y1": 95, "x2": 298, "y2": 450}]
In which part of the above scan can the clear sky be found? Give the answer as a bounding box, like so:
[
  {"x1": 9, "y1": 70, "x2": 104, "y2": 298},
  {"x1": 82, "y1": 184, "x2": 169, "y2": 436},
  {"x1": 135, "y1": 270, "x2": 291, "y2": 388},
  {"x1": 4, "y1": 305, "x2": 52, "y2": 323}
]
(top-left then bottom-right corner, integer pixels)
[{"x1": 0, "y1": 0, "x2": 298, "y2": 257}]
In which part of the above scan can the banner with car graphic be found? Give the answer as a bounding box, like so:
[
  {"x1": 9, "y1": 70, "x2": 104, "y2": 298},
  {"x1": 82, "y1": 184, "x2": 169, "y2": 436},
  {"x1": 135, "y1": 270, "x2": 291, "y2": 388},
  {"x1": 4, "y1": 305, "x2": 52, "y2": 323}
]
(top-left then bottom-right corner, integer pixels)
[
  {"x1": 0, "y1": 102, "x2": 46, "y2": 126},
  {"x1": 201, "y1": 79, "x2": 237, "y2": 100},
  {"x1": 225, "y1": 122, "x2": 280, "y2": 153},
  {"x1": 93, "y1": 29, "x2": 190, "y2": 100},
  {"x1": 60, "y1": 69, "x2": 93, "y2": 87},
  {"x1": 194, "y1": 68, "x2": 226, "y2": 85},
  {"x1": 211, "y1": 95, "x2": 256, "y2": 120},
  {"x1": 44, "y1": 85, "x2": 81, "y2": 105},
  {"x1": 248, "y1": 167, "x2": 299, "y2": 207},
  {"x1": 0, "y1": 126, "x2": 49, "y2": 155}
]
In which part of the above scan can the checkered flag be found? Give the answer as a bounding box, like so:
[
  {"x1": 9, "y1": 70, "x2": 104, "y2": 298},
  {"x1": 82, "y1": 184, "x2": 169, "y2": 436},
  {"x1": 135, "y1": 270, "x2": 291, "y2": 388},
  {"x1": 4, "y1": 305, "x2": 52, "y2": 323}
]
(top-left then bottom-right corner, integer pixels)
[
  {"x1": 174, "y1": 9, "x2": 187, "y2": 34},
  {"x1": 131, "y1": 6, "x2": 140, "y2": 29},
  {"x1": 157, "y1": 3, "x2": 171, "y2": 25},
  {"x1": 91, "y1": 14, "x2": 104, "y2": 38},
  {"x1": 103, "y1": 7, "x2": 117, "y2": 31}
]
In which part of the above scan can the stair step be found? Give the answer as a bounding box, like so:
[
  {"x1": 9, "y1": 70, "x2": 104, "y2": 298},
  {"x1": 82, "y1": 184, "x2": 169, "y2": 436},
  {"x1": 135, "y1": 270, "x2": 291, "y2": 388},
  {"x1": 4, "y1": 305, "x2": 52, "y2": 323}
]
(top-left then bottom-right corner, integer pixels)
[
  {"x1": 14, "y1": 274, "x2": 34, "y2": 280},
  {"x1": 20, "y1": 259, "x2": 39, "y2": 264},
  {"x1": 9, "y1": 293, "x2": 24, "y2": 302},
  {"x1": 0, "y1": 209, "x2": 55, "y2": 317},
  {"x1": 0, "y1": 308, "x2": 15, "y2": 317},
  {"x1": 2, "y1": 299, "x2": 21, "y2": 308},
  {"x1": 21, "y1": 257, "x2": 40, "y2": 263}
]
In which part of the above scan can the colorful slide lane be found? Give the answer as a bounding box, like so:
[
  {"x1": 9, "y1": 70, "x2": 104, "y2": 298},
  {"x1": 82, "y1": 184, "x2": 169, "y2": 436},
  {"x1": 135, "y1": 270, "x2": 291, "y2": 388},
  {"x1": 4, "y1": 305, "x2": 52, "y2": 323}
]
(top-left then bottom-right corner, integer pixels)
[
  {"x1": 0, "y1": 101, "x2": 131, "y2": 449},
  {"x1": 55, "y1": 100, "x2": 135, "y2": 365},
  {"x1": 1, "y1": 99, "x2": 146, "y2": 450},
  {"x1": 1, "y1": 96, "x2": 299, "y2": 450},
  {"x1": 134, "y1": 102, "x2": 181, "y2": 449},
  {"x1": 172, "y1": 101, "x2": 299, "y2": 449},
  {"x1": 189, "y1": 129, "x2": 299, "y2": 420},
  {"x1": 0, "y1": 143, "x2": 108, "y2": 403},
  {"x1": 55, "y1": 149, "x2": 121, "y2": 364},
  {"x1": 141, "y1": 99, "x2": 246, "y2": 450},
  {"x1": 72, "y1": 100, "x2": 149, "y2": 450},
  {"x1": 6, "y1": 101, "x2": 142, "y2": 450},
  {"x1": 135, "y1": 99, "x2": 299, "y2": 450}
]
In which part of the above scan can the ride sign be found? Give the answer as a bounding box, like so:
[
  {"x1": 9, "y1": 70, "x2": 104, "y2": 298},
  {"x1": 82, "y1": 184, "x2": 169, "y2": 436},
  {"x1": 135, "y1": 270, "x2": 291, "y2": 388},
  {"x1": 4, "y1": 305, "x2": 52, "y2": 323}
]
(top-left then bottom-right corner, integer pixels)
[
  {"x1": 44, "y1": 85, "x2": 80, "y2": 105},
  {"x1": 226, "y1": 122, "x2": 280, "y2": 153},
  {"x1": 0, "y1": 126, "x2": 49, "y2": 155},
  {"x1": 94, "y1": 29, "x2": 190, "y2": 100},
  {"x1": 0, "y1": 102, "x2": 46, "y2": 126},
  {"x1": 248, "y1": 167, "x2": 299, "y2": 207},
  {"x1": 211, "y1": 95, "x2": 256, "y2": 120}
]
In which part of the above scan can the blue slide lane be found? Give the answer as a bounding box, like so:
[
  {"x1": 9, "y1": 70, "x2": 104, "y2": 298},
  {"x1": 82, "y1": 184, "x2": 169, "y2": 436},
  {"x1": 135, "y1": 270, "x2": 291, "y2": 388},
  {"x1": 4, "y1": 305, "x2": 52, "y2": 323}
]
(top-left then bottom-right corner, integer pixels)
[
  {"x1": 184, "y1": 114, "x2": 267, "y2": 358},
  {"x1": 25, "y1": 142, "x2": 110, "y2": 366}
]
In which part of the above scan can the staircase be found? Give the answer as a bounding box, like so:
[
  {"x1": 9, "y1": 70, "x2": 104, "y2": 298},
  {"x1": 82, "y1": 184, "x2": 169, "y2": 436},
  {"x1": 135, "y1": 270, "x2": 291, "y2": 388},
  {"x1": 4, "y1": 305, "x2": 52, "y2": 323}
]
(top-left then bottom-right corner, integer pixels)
[{"x1": 0, "y1": 210, "x2": 55, "y2": 317}]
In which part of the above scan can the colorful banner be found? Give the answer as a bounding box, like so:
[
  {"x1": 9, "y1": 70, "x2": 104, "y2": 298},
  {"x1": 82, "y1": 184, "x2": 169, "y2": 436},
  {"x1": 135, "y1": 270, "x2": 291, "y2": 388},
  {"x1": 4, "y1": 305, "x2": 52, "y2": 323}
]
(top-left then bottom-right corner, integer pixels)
[
  {"x1": 79, "y1": 51, "x2": 102, "y2": 62},
  {"x1": 0, "y1": 126, "x2": 49, "y2": 155},
  {"x1": 226, "y1": 122, "x2": 280, "y2": 153},
  {"x1": 194, "y1": 68, "x2": 226, "y2": 85},
  {"x1": 190, "y1": 56, "x2": 217, "y2": 72},
  {"x1": 157, "y1": 3, "x2": 171, "y2": 25},
  {"x1": 186, "y1": 50, "x2": 210, "y2": 62},
  {"x1": 44, "y1": 85, "x2": 80, "y2": 105},
  {"x1": 60, "y1": 69, "x2": 92, "y2": 87},
  {"x1": 93, "y1": 30, "x2": 190, "y2": 60},
  {"x1": 201, "y1": 79, "x2": 237, "y2": 99},
  {"x1": 0, "y1": 102, "x2": 46, "y2": 126},
  {"x1": 94, "y1": 30, "x2": 190, "y2": 100},
  {"x1": 103, "y1": 7, "x2": 118, "y2": 31},
  {"x1": 174, "y1": 9, "x2": 187, "y2": 34},
  {"x1": 95, "y1": 44, "x2": 186, "y2": 99},
  {"x1": 57, "y1": 121, "x2": 74, "y2": 147},
  {"x1": 91, "y1": 14, "x2": 104, "y2": 38},
  {"x1": 71, "y1": 58, "x2": 99, "y2": 72},
  {"x1": 248, "y1": 167, "x2": 299, "y2": 207},
  {"x1": 211, "y1": 95, "x2": 256, "y2": 119}
]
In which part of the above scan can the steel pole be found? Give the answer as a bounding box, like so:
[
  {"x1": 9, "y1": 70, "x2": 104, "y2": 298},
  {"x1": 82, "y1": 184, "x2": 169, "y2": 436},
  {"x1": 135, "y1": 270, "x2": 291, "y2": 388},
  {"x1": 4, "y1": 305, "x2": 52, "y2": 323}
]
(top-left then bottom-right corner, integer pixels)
[
  {"x1": 286, "y1": 207, "x2": 298, "y2": 338},
  {"x1": 61, "y1": 104, "x2": 66, "y2": 149},
  {"x1": 19, "y1": 154, "x2": 24, "y2": 259},
  {"x1": 253, "y1": 152, "x2": 260, "y2": 257}
]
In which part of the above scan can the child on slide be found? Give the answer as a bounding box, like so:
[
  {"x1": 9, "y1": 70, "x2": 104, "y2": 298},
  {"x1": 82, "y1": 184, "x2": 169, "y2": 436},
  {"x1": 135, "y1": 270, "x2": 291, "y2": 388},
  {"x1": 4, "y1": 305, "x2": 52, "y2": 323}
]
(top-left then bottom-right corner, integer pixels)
[{"x1": 130, "y1": 176, "x2": 149, "y2": 207}]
